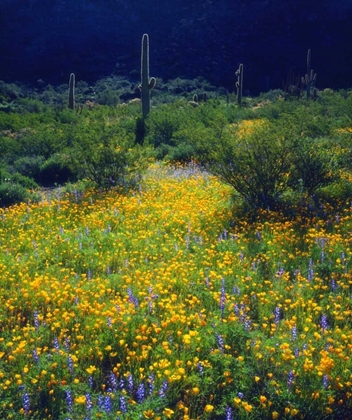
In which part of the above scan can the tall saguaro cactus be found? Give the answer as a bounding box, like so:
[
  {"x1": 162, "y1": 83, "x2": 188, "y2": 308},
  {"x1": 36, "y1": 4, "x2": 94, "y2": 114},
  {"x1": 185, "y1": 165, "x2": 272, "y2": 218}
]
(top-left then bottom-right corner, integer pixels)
[
  {"x1": 68, "y1": 73, "x2": 75, "y2": 110},
  {"x1": 140, "y1": 34, "x2": 156, "y2": 119},
  {"x1": 301, "y1": 49, "x2": 317, "y2": 100},
  {"x1": 235, "y1": 64, "x2": 243, "y2": 106}
]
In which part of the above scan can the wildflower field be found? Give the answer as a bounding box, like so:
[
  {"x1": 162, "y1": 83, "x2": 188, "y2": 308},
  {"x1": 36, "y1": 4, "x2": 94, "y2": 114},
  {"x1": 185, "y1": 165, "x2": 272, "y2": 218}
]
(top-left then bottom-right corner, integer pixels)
[{"x1": 0, "y1": 162, "x2": 351, "y2": 419}]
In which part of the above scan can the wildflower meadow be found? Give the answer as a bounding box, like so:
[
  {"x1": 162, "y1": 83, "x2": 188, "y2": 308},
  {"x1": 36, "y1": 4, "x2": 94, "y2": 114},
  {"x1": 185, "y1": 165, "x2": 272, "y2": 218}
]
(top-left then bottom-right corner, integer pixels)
[{"x1": 0, "y1": 160, "x2": 351, "y2": 419}]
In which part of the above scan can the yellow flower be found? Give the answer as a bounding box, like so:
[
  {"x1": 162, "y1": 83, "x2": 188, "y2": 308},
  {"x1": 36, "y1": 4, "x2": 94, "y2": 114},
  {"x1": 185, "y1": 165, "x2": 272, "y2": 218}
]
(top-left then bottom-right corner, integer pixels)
[
  {"x1": 143, "y1": 409, "x2": 155, "y2": 418},
  {"x1": 163, "y1": 408, "x2": 174, "y2": 418},
  {"x1": 272, "y1": 412, "x2": 279, "y2": 419},
  {"x1": 204, "y1": 404, "x2": 214, "y2": 413},
  {"x1": 86, "y1": 365, "x2": 97, "y2": 375},
  {"x1": 192, "y1": 387, "x2": 199, "y2": 395},
  {"x1": 74, "y1": 395, "x2": 86, "y2": 404}
]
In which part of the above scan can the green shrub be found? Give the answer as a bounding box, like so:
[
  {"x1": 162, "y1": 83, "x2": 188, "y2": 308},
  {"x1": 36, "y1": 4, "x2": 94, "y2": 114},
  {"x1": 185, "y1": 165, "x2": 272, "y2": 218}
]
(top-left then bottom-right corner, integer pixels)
[
  {"x1": 289, "y1": 137, "x2": 338, "y2": 194},
  {"x1": 10, "y1": 172, "x2": 39, "y2": 189},
  {"x1": 13, "y1": 155, "x2": 45, "y2": 179},
  {"x1": 196, "y1": 123, "x2": 294, "y2": 209},
  {"x1": 0, "y1": 182, "x2": 30, "y2": 207},
  {"x1": 66, "y1": 122, "x2": 152, "y2": 189},
  {"x1": 36, "y1": 154, "x2": 76, "y2": 187}
]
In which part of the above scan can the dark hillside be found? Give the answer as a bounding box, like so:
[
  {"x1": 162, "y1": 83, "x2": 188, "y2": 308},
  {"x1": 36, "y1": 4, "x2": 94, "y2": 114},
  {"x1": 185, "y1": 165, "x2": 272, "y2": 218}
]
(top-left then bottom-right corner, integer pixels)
[{"x1": 0, "y1": 0, "x2": 351, "y2": 93}]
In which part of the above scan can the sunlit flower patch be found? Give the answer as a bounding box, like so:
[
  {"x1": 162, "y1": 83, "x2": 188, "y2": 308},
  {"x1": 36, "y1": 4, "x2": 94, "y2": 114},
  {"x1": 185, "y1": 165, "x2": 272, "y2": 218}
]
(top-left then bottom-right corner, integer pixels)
[{"x1": 0, "y1": 162, "x2": 351, "y2": 418}]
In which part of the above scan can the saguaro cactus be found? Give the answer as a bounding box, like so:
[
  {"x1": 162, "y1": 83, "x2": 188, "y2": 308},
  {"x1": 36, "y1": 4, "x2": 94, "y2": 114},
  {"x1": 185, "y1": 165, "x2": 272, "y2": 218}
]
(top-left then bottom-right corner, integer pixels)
[
  {"x1": 140, "y1": 34, "x2": 156, "y2": 119},
  {"x1": 68, "y1": 73, "x2": 75, "y2": 110},
  {"x1": 235, "y1": 64, "x2": 243, "y2": 106},
  {"x1": 301, "y1": 49, "x2": 317, "y2": 100}
]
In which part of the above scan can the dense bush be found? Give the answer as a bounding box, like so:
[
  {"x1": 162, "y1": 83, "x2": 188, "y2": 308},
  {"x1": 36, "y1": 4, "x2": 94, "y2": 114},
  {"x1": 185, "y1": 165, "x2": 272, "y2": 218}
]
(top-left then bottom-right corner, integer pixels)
[{"x1": 0, "y1": 182, "x2": 31, "y2": 207}]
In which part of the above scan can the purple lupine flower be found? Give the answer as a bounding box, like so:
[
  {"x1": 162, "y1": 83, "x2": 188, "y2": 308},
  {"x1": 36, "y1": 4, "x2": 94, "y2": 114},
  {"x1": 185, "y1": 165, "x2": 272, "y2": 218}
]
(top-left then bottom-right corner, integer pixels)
[
  {"x1": 341, "y1": 252, "x2": 345, "y2": 265},
  {"x1": 127, "y1": 288, "x2": 139, "y2": 309},
  {"x1": 274, "y1": 306, "x2": 281, "y2": 325},
  {"x1": 256, "y1": 231, "x2": 261, "y2": 241},
  {"x1": 216, "y1": 333, "x2": 225, "y2": 353},
  {"x1": 53, "y1": 337, "x2": 60, "y2": 352},
  {"x1": 276, "y1": 267, "x2": 285, "y2": 278},
  {"x1": 65, "y1": 389, "x2": 73, "y2": 412},
  {"x1": 119, "y1": 395, "x2": 127, "y2": 413},
  {"x1": 64, "y1": 337, "x2": 70, "y2": 352},
  {"x1": 291, "y1": 325, "x2": 297, "y2": 341},
  {"x1": 23, "y1": 392, "x2": 30, "y2": 414},
  {"x1": 104, "y1": 395, "x2": 112, "y2": 414},
  {"x1": 294, "y1": 348, "x2": 299, "y2": 357},
  {"x1": 136, "y1": 383, "x2": 146, "y2": 403},
  {"x1": 197, "y1": 362, "x2": 204, "y2": 376},
  {"x1": 323, "y1": 374, "x2": 329, "y2": 390},
  {"x1": 148, "y1": 374, "x2": 155, "y2": 396},
  {"x1": 118, "y1": 378, "x2": 125, "y2": 389},
  {"x1": 87, "y1": 269, "x2": 92, "y2": 281},
  {"x1": 32, "y1": 348, "x2": 39, "y2": 364},
  {"x1": 321, "y1": 314, "x2": 328, "y2": 330},
  {"x1": 158, "y1": 380, "x2": 168, "y2": 398},
  {"x1": 237, "y1": 392, "x2": 244, "y2": 399},
  {"x1": 226, "y1": 406, "x2": 233, "y2": 420},
  {"x1": 287, "y1": 371, "x2": 294, "y2": 388},
  {"x1": 109, "y1": 373, "x2": 118, "y2": 391},
  {"x1": 85, "y1": 393, "x2": 92, "y2": 412},
  {"x1": 244, "y1": 318, "x2": 251, "y2": 332},
  {"x1": 107, "y1": 317, "x2": 112, "y2": 328},
  {"x1": 97, "y1": 395, "x2": 104, "y2": 409},
  {"x1": 88, "y1": 376, "x2": 94, "y2": 389},
  {"x1": 233, "y1": 286, "x2": 240, "y2": 295},
  {"x1": 331, "y1": 279, "x2": 337, "y2": 292},
  {"x1": 307, "y1": 259, "x2": 314, "y2": 282},
  {"x1": 67, "y1": 355, "x2": 74, "y2": 374},
  {"x1": 219, "y1": 278, "x2": 226, "y2": 318},
  {"x1": 127, "y1": 374, "x2": 134, "y2": 393},
  {"x1": 106, "y1": 266, "x2": 111, "y2": 275},
  {"x1": 33, "y1": 311, "x2": 39, "y2": 330}
]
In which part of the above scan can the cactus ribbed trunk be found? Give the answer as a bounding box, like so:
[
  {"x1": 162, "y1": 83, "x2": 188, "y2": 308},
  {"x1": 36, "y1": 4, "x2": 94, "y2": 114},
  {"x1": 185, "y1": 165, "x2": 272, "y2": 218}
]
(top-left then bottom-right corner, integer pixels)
[
  {"x1": 236, "y1": 64, "x2": 243, "y2": 106},
  {"x1": 141, "y1": 34, "x2": 155, "y2": 119},
  {"x1": 68, "y1": 73, "x2": 75, "y2": 110}
]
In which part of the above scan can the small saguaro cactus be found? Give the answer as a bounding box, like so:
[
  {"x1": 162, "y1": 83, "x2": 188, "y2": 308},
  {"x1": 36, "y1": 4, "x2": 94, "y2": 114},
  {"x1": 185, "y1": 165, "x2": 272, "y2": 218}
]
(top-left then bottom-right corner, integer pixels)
[
  {"x1": 68, "y1": 73, "x2": 75, "y2": 110},
  {"x1": 140, "y1": 34, "x2": 156, "y2": 119},
  {"x1": 235, "y1": 64, "x2": 243, "y2": 106},
  {"x1": 301, "y1": 49, "x2": 317, "y2": 100}
]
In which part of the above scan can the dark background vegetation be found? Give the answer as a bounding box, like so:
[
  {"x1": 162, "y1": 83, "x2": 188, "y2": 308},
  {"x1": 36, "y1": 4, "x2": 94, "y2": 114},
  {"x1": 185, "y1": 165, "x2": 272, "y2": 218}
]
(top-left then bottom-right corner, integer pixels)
[{"x1": 0, "y1": 0, "x2": 352, "y2": 94}]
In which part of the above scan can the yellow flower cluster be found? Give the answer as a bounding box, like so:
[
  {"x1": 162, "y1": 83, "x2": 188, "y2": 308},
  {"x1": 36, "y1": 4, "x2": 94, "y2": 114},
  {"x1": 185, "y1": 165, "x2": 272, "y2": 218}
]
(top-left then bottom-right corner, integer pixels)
[{"x1": 0, "y1": 162, "x2": 351, "y2": 418}]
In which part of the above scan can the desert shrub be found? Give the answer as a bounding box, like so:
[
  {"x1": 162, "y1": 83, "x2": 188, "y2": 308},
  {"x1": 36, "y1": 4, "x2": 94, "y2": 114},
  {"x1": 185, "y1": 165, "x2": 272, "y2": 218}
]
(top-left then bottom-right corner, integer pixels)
[
  {"x1": 145, "y1": 103, "x2": 192, "y2": 148},
  {"x1": 35, "y1": 154, "x2": 75, "y2": 187},
  {"x1": 196, "y1": 122, "x2": 294, "y2": 209},
  {"x1": 13, "y1": 155, "x2": 45, "y2": 179},
  {"x1": 289, "y1": 137, "x2": 339, "y2": 194},
  {"x1": 9, "y1": 172, "x2": 39, "y2": 189},
  {"x1": 66, "y1": 122, "x2": 152, "y2": 189},
  {"x1": 0, "y1": 182, "x2": 30, "y2": 207},
  {"x1": 95, "y1": 90, "x2": 121, "y2": 106}
]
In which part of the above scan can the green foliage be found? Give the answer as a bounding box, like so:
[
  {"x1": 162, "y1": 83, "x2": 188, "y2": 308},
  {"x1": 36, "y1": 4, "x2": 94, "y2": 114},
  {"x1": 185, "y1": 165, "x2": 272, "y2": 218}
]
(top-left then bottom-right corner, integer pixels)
[
  {"x1": 198, "y1": 123, "x2": 294, "y2": 209},
  {"x1": 65, "y1": 122, "x2": 152, "y2": 188},
  {"x1": 13, "y1": 155, "x2": 45, "y2": 179},
  {"x1": 0, "y1": 182, "x2": 30, "y2": 207},
  {"x1": 289, "y1": 137, "x2": 338, "y2": 194}
]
